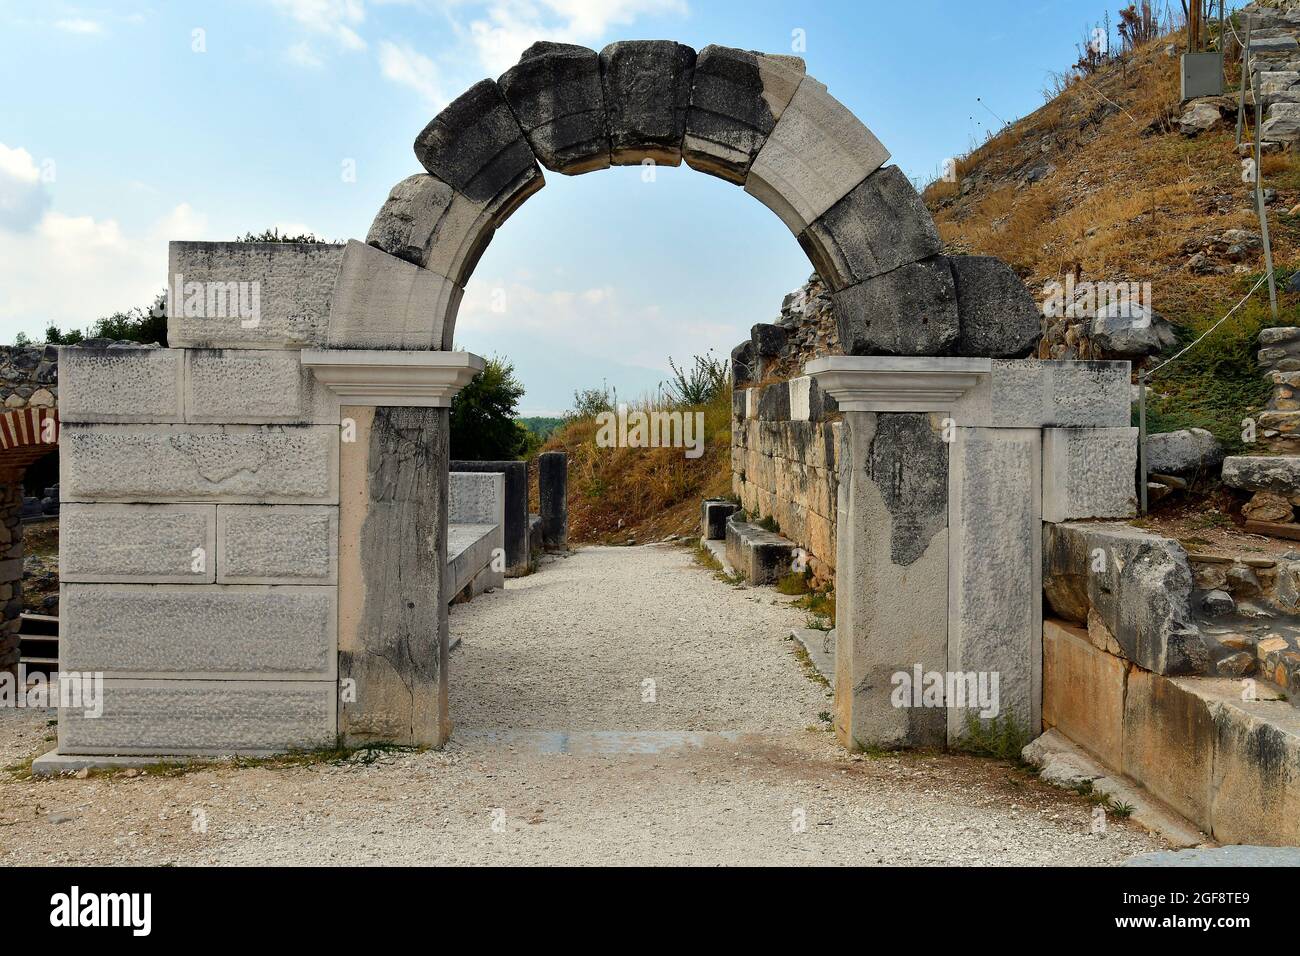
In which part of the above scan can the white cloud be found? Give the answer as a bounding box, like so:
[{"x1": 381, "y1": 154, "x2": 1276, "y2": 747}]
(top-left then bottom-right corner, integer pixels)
[
  {"x1": 378, "y1": 40, "x2": 444, "y2": 108},
  {"x1": 0, "y1": 143, "x2": 51, "y2": 232},
  {"x1": 465, "y1": 0, "x2": 689, "y2": 74},
  {"x1": 286, "y1": 40, "x2": 324, "y2": 67},
  {"x1": 54, "y1": 18, "x2": 103, "y2": 34},
  {"x1": 269, "y1": 0, "x2": 367, "y2": 52},
  {"x1": 0, "y1": 204, "x2": 210, "y2": 340}
]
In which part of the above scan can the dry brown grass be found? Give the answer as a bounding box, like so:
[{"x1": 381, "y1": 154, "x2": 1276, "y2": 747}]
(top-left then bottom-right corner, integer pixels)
[{"x1": 924, "y1": 28, "x2": 1300, "y2": 321}]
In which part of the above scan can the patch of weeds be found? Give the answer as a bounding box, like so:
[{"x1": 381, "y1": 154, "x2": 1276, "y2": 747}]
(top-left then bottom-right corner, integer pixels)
[
  {"x1": 692, "y1": 539, "x2": 724, "y2": 573},
  {"x1": 789, "y1": 639, "x2": 830, "y2": 688},
  {"x1": 955, "y1": 712, "x2": 1032, "y2": 764},
  {"x1": 756, "y1": 514, "x2": 780, "y2": 534},
  {"x1": 795, "y1": 587, "x2": 835, "y2": 630},
  {"x1": 1106, "y1": 799, "x2": 1135, "y2": 818},
  {"x1": 715, "y1": 569, "x2": 746, "y2": 586},
  {"x1": 776, "y1": 569, "x2": 811, "y2": 595}
]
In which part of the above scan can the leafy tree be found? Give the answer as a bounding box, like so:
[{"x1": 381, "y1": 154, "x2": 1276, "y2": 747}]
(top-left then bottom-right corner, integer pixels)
[
  {"x1": 449, "y1": 355, "x2": 530, "y2": 460},
  {"x1": 42, "y1": 291, "x2": 167, "y2": 345},
  {"x1": 663, "y1": 350, "x2": 729, "y2": 406},
  {"x1": 567, "y1": 384, "x2": 614, "y2": 421}
]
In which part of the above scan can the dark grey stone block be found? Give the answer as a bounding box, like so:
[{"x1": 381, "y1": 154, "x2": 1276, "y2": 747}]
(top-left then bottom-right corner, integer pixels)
[
  {"x1": 449, "y1": 460, "x2": 528, "y2": 571},
  {"x1": 731, "y1": 340, "x2": 756, "y2": 386},
  {"x1": 538, "y1": 451, "x2": 568, "y2": 550},
  {"x1": 750, "y1": 322, "x2": 788, "y2": 358},
  {"x1": 833, "y1": 257, "x2": 960, "y2": 356},
  {"x1": 950, "y1": 255, "x2": 1041, "y2": 358},
  {"x1": 414, "y1": 79, "x2": 544, "y2": 207},
  {"x1": 499, "y1": 42, "x2": 611, "y2": 175},
  {"x1": 867, "y1": 413, "x2": 948, "y2": 567},
  {"x1": 682, "y1": 45, "x2": 805, "y2": 184},
  {"x1": 757, "y1": 381, "x2": 790, "y2": 421},
  {"x1": 798, "y1": 165, "x2": 943, "y2": 291},
  {"x1": 600, "y1": 40, "x2": 696, "y2": 165},
  {"x1": 701, "y1": 498, "x2": 739, "y2": 539}
]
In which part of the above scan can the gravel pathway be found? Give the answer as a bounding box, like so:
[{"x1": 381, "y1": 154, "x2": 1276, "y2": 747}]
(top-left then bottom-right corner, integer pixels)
[{"x1": 0, "y1": 544, "x2": 1165, "y2": 866}]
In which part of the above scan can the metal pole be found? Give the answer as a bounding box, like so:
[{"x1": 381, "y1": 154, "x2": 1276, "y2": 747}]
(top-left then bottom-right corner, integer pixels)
[
  {"x1": 1254, "y1": 72, "x2": 1280, "y2": 319},
  {"x1": 1138, "y1": 370, "x2": 1148, "y2": 514},
  {"x1": 1238, "y1": 13, "x2": 1251, "y2": 145}
]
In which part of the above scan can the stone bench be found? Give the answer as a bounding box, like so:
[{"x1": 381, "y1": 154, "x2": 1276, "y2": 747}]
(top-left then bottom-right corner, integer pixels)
[
  {"x1": 725, "y1": 513, "x2": 795, "y2": 584},
  {"x1": 448, "y1": 472, "x2": 505, "y2": 600}
]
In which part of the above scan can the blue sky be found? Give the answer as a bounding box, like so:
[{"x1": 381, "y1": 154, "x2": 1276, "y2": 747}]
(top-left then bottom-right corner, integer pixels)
[{"x1": 1, "y1": 0, "x2": 1130, "y2": 414}]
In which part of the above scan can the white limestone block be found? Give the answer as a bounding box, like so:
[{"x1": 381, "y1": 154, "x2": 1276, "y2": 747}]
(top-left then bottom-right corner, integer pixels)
[
  {"x1": 217, "y1": 505, "x2": 338, "y2": 585},
  {"x1": 449, "y1": 472, "x2": 504, "y2": 525},
  {"x1": 788, "y1": 376, "x2": 813, "y2": 421},
  {"x1": 60, "y1": 423, "x2": 339, "y2": 504},
  {"x1": 326, "y1": 240, "x2": 463, "y2": 350},
  {"x1": 60, "y1": 582, "x2": 336, "y2": 679},
  {"x1": 947, "y1": 427, "x2": 1042, "y2": 744},
  {"x1": 60, "y1": 503, "x2": 216, "y2": 584},
  {"x1": 167, "y1": 241, "x2": 345, "y2": 349},
  {"x1": 954, "y1": 360, "x2": 1131, "y2": 428},
  {"x1": 745, "y1": 76, "x2": 890, "y2": 233},
  {"x1": 57, "y1": 347, "x2": 184, "y2": 423},
  {"x1": 58, "y1": 679, "x2": 337, "y2": 756},
  {"x1": 185, "y1": 348, "x2": 337, "y2": 424},
  {"x1": 1042, "y1": 426, "x2": 1138, "y2": 523}
]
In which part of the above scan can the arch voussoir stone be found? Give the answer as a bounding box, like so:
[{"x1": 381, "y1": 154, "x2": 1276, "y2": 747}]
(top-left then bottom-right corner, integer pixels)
[
  {"x1": 833, "y1": 256, "x2": 960, "y2": 356},
  {"x1": 498, "y1": 41, "x2": 611, "y2": 175},
  {"x1": 682, "y1": 45, "x2": 806, "y2": 185},
  {"x1": 600, "y1": 40, "x2": 696, "y2": 165}
]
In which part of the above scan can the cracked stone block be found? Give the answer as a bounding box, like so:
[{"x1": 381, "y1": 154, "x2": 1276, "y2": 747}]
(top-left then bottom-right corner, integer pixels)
[
  {"x1": 499, "y1": 41, "x2": 610, "y2": 174},
  {"x1": 58, "y1": 679, "x2": 337, "y2": 756},
  {"x1": 217, "y1": 505, "x2": 338, "y2": 585},
  {"x1": 798, "y1": 165, "x2": 942, "y2": 290},
  {"x1": 599, "y1": 40, "x2": 696, "y2": 165},
  {"x1": 1041, "y1": 427, "x2": 1138, "y2": 522},
  {"x1": 745, "y1": 76, "x2": 890, "y2": 233},
  {"x1": 185, "y1": 348, "x2": 336, "y2": 424},
  {"x1": 59, "y1": 503, "x2": 216, "y2": 584},
  {"x1": 1043, "y1": 522, "x2": 1210, "y2": 675},
  {"x1": 167, "y1": 242, "x2": 345, "y2": 349},
  {"x1": 832, "y1": 257, "x2": 959, "y2": 356},
  {"x1": 1222, "y1": 455, "x2": 1300, "y2": 497},
  {"x1": 949, "y1": 255, "x2": 1042, "y2": 358},
  {"x1": 60, "y1": 423, "x2": 338, "y2": 504},
  {"x1": 731, "y1": 340, "x2": 756, "y2": 387},
  {"x1": 58, "y1": 346, "x2": 183, "y2": 423},
  {"x1": 327, "y1": 240, "x2": 462, "y2": 350},
  {"x1": 61, "y1": 583, "x2": 336, "y2": 679},
  {"x1": 414, "y1": 79, "x2": 544, "y2": 208},
  {"x1": 948, "y1": 427, "x2": 1042, "y2": 743},
  {"x1": 682, "y1": 45, "x2": 805, "y2": 184}
]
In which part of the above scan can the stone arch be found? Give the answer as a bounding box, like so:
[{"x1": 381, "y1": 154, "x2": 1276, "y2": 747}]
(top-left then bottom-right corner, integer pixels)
[{"x1": 348, "y1": 41, "x2": 1040, "y2": 361}]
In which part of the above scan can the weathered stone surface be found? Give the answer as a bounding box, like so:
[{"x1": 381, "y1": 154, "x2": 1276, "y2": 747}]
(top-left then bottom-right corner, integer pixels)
[
  {"x1": 58, "y1": 346, "x2": 183, "y2": 423},
  {"x1": 326, "y1": 240, "x2": 462, "y2": 350},
  {"x1": 59, "y1": 679, "x2": 336, "y2": 756},
  {"x1": 833, "y1": 257, "x2": 959, "y2": 356},
  {"x1": 538, "y1": 451, "x2": 568, "y2": 549},
  {"x1": 1041, "y1": 426, "x2": 1137, "y2": 522},
  {"x1": 701, "y1": 498, "x2": 739, "y2": 539},
  {"x1": 731, "y1": 340, "x2": 756, "y2": 387},
  {"x1": 337, "y1": 405, "x2": 448, "y2": 748},
  {"x1": 955, "y1": 359, "x2": 1131, "y2": 428},
  {"x1": 414, "y1": 79, "x2": 544, "y2": 207},
  {"x1": 1123, "y1": 669, "x2": 1216, "y2": 828},
  {"x1": 217, "y1": 505, "x2": 337, "y2": 585},
  {"x1": 60, "y1": 423, "x2": 338, "y2": 504},
  {"x1": 1263, "y1": 101, "x2": 1300, "y2": 142},
  {"x1": 948, "y1": 427, "x2": 1041, "y2": 741},
  {"x1": 185, "y1": 348, "x2": 335, "y2": 424},
  {"x1": 949, "y1": 256, "x2": 1041, "y2": 358},
  {"x1": 448, "y1": 520, "x2": 504, "y2": 598},
  {"x1": 1222, "y1": 454, "x2": 1300, "y2": 495},
  {"x1": 167, "y1": 241, "x2": 345, "y2": 349},
  {"x1": 499, "y1": 42, "x2": 610, "y2": 174},
  {"x1": 449, "y1": 471, "x2": 503, "y2": 525},
  {"x1": 835, "y1": 411, "x2": 948, "y2": 750},
  {"x1": 1089, "y1": 301, "x2": 1178, "y2": 357},
  {"x1": 725, "y1": 514, "x2": 794, "y2": 584},
  {"x1": 60, "y1": 503, "x2": 215, "y2": 583},
  {"x1": 1043, "y1": 619, "x2": 1126, "y2": 769},
  {"x1": 449, "y1": 460, "x2": 528, "y2": 572},
  {"x1": 599, "y1": 40, "x2": 696, "y2": 165},
  {"x1": 1043, "y1": 522, "x2": 1210, "y2": 675},
  {"x1": 682, "y1": 45, "x2": 804, "y2": 183},
  {"x1": 745, "y1": 77, "x2": 890, "y2": 233},
  {"x1": 1242, "y1": 489, "x2": 1294, "y2": 522},
  {"x1": 1209, "y1": 689, "x2": 1300, "y2": 845},
  {"x1": 1145, "y1": 427, "x2": 1224, "y2": 478},
  {"x1": 61, "y1": 583, "x2": 336, "y2": 678},
  {"x1": 798, "y1": 166, "x2": 942, "y2": 291}
]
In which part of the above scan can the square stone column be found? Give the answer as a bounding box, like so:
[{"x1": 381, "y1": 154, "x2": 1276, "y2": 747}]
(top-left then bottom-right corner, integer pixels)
[
  {"x1": 305, "y1": 350, "x2": 484, "y2": 748},
  {"x1": 809, "y1": 357, "x2": 986, "y2": 750}
]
